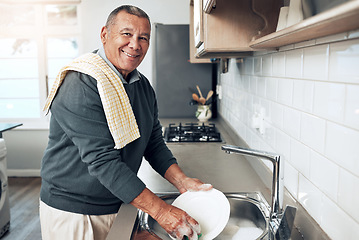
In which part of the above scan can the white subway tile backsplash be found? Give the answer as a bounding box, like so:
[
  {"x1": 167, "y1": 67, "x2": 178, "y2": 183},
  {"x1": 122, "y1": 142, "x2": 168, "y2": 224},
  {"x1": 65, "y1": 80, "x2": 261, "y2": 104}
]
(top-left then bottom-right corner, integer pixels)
[
  {"x1": 259, "y1": 139, "x2": 275, "y2": 154},
  {"x1": 303, "y1": 44, "x2": 329, "y2": 80},
  {"x1": 262, "y1": 55, "x2": 272, "y2": 76},
  {"x1": 256, "y1": 77, "x2": 266, "y2": 97},
  {"x1": 325, "y1": 122, "x2": 359, "y2": 177},
  {"x1": 300, "y1": 113, "x2": 326, "y2": 154},
  {"x1": 338, "y1": 168, "x2": 359, "y2": 223},
  {"x1": 292, "y1": 80, "x2": 314, "y2": 112},
  {"x1": 298, "y1": 174, "x2": 323, "y2": 224},
  {"x1": 270, "y1": 102, "x2": 283, "y2": 129},
  {"x1": 275, "y1": 130, "x2": 290, "y2": 161},
  {"x1": 249, "y1": 76, "x2": 257, "y2": 94},
  {"x1": 310, "y1": 151, "x2": 339, "y2": 201},
  {"x1": 265, "y1": 77, "x2": 277, "y2": 101},
  {"x1": 313, "y1": 82, "x2": 345, "y2": 122},
  {"x1": 253, "y1": 57, "x2": 262, "y2": 76},
  {"x1": 321, "y1": 195, "x2": 359, "y2": 240},
  {"x1": 277, "y1": 78, "x2": 293, "y2": 106},
  {"x1": 345, "y1": 84, "x2": 359, "y2": 130},
  {"x1": 242, "y1": 107, "x2": 250, "y2": 126},
  {"x1": 263, "y1": 122, "x2": 275, "y2": 146},
  {"x1": 329, "y1": 39, "x2": 359, "y2": 84},
  {"x1": 284, "y1": 161, "x2": 299, "y2": 198},
  {"x1": 283, "y1": 107, "x2": 300, "y2": 139},
  {"x1": 272, "y1": 52, "x2": 285, "y2": 77},
  {"x1": 242, "y1": 75, "x2": 251, "y2": 91},
  {"x1": 219, "y1": 36, "x2": 359, "y2": 239},
  {"x1": 243, "y1": 57, "x2": 253, "y2": 75},
  {"x1": 285, "y1": 48, "x2": 303, "y2": 78},
  {"x1": 250, "y1": 130, "x2": 262, "y2": 150},
  {"x1": 247, "y1": 94, "x2": 254, "y2": 115},
  {"x1": 259, "y1": 99, "x2": 270, "y2": 119},
  {"x1": 237, "y1": 121, "x2": 247, "y2": 141},
  {"x1": 290, "y1": 139, "x2": 311, "y2": 178},
  {"x1": 233, "y1": 59, "x2": 241, "y2": 76}
]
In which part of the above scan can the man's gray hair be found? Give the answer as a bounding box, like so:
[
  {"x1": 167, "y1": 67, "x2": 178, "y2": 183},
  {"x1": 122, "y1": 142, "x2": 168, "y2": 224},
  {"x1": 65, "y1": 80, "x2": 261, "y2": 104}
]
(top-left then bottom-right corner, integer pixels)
[{"x1": 105, "y1": 5, "x2": 151, "y2": 29}]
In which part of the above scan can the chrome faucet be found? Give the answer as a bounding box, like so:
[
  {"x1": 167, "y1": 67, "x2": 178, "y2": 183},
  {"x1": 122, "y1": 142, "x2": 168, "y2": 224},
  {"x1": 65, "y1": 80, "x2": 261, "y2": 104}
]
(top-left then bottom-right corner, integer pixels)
[{"x1": 222, "y1": 145, "x2": 296, "y2": 240}]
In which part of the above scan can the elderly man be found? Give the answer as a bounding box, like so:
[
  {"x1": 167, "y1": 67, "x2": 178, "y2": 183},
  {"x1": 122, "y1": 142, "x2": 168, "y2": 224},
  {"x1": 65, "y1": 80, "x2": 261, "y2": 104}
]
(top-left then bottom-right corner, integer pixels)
[{"x1": 39, "y1": 5, "x2": 211, "y2": 240}]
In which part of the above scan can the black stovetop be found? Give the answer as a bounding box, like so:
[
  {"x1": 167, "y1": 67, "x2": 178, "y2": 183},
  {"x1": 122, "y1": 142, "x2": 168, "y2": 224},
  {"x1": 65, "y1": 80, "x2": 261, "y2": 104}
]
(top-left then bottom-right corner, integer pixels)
[{"x1": 164, "y1": 122, "x2": 222, "y2": 142}]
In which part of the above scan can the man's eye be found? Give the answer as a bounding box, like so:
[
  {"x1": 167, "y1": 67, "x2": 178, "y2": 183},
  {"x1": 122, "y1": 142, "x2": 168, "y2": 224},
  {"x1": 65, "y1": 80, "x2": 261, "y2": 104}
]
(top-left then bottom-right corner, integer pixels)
[
  {"x1": 122, "y1": 33, "x2": 131, "y2": 36},
  {"x1": 140, "y1": 37, "x2": 149, "y2": 42}
]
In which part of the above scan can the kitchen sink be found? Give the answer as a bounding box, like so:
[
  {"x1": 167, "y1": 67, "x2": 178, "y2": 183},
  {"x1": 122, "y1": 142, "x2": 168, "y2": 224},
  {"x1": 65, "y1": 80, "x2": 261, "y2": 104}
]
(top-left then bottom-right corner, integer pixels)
[{"x1": 130, "y1": 192, "x2": 271, "y2": 240}]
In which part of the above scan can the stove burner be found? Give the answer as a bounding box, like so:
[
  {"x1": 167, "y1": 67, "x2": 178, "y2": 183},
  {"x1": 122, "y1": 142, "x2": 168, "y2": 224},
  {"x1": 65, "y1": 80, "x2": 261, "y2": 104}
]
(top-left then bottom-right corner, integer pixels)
[{"x1": 164, "y1": 122, "x2": 222, "y2": 142}]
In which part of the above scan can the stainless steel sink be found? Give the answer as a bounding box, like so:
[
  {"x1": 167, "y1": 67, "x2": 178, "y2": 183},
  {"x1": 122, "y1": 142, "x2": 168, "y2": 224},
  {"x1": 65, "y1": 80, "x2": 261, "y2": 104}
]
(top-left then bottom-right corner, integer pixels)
[{"x1": 130, "y1": 192, "x2": 271, "y2": 240}]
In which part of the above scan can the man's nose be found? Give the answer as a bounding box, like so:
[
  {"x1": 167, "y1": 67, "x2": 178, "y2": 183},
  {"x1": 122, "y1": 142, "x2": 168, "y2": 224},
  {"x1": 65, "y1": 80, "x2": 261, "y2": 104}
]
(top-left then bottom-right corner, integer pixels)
[{"x1": 128, "y1": 37, "x2": 140, "y2": 50}]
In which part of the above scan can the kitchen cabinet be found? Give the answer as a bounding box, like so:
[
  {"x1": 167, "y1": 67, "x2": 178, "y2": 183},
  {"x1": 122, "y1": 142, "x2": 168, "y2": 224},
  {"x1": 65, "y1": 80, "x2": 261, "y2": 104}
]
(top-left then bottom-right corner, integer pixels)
[
  {"x1": 190, "y1": 0, "x2": 282, "y2": 59},
  {"x1": 189, "y1": 0, "x2": 359, "y2": 60},
  {"x1": 250, "y1": 1, "x2": 359, "y2": 49},
  {"x1": 189, "y1": 1, "x2": 212, "y2": 63}
]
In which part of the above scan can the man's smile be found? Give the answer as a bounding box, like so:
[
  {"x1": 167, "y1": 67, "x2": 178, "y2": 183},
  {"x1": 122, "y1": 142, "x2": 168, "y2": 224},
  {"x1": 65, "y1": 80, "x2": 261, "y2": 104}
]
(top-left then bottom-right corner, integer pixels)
[{"x1": 121, "y1": 49, "x2": 139, "y2": 58}]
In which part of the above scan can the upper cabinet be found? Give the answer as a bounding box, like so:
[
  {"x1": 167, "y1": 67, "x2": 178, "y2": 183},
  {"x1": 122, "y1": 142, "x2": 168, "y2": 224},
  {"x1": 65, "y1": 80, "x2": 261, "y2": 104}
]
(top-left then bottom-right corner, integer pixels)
[
  {"x1": 250, "y1": 1, "x2": 359, "y2": 49},
  {"x1": 190, "y1": 0, "x2": 359, "y2": 61},
  {"x1": 190, "y1": 0, "x2": 212, "y2": 63},
  {"x1": 190, "y1": 0, "x2": 282, "y2": 60}
]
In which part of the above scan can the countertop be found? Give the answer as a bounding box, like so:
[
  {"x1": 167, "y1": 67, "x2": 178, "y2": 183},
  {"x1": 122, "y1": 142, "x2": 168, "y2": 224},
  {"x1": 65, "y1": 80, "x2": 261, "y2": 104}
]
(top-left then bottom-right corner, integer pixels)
[
  {"x1": 137, "y1": 118, "x2": 269, "y2": 195},
  {"x1": 106, "y1": 118, "x2": 328, "y2": 240},
  {"x1": 0, "y1": 123, "x2": 22, "y2": 138}
]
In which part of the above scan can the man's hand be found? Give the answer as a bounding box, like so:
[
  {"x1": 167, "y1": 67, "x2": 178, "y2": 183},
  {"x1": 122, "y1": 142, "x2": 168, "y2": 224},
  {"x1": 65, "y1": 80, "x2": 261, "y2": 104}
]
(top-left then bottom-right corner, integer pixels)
[
  {"x1": 131, "y1": 188, "x2": 201, "y2": 240},
  {"x1": 155, "y1": 203, "x2": 201, "y2": 240},
  {"x1": 176, "y1": 176, "x2": 213, "y2": 194},
  {"x1": 164, "y1": 164, "x2": 213, "y2": 194},
  {"x1": 131, "y1": 164, "x2": 212, "y2": 239}
]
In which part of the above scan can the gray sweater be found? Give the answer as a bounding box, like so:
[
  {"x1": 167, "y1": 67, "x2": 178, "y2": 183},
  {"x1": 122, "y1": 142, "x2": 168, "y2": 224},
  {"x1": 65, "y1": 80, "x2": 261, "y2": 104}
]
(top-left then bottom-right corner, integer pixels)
[{"x1": 40, "y1": 69, "x2": 176, "y2": 215}]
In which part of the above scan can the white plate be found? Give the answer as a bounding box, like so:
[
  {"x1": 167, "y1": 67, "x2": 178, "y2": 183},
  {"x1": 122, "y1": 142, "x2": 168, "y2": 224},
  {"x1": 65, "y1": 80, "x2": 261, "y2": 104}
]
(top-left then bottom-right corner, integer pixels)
[{"x1": 170, "y1": 188, "x2": 230, "y2": 240}]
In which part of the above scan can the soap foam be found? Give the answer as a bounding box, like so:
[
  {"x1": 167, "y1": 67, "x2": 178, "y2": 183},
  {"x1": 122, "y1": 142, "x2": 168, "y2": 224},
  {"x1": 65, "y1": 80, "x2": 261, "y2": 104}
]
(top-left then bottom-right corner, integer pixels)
[
  {"x1": 197, "y1": 183, "x2": 213, "y2": 191},
  {"x1": 231, "y1": 219, "x2": 263, "y2": 240}
]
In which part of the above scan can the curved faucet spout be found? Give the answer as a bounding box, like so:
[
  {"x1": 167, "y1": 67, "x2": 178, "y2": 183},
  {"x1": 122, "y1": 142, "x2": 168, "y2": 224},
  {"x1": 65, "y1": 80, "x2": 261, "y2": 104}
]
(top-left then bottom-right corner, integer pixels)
[{"x1": 221, "y1": 145, "x2": 283, "y2": 220}]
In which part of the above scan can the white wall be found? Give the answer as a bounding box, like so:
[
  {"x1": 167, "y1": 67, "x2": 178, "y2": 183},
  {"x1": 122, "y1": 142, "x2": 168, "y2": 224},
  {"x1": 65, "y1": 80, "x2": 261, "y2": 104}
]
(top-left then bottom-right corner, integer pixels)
[
  {"x1": 5, "y1": 0, "x2": 190, "y2": 175},
  {"x1": 218, "y1": 31, "x2": 359, "y2": 240},
  {"x1": 4, "y1": 130, "x2": 48, "y2": 176}
]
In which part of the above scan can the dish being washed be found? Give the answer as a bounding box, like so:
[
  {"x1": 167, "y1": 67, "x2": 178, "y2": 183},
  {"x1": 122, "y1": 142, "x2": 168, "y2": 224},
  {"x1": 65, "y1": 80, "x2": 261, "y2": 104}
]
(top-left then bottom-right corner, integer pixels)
[{"x1": 170, "y1": 188, "x2": 230, "y2": 240}]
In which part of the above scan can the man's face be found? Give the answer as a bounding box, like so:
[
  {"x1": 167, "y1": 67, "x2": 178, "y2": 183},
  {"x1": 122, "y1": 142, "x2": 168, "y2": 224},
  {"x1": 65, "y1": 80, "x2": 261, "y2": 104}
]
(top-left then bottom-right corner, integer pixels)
[{"x1": 100, "y1": 11, "x2": 151, "y2": 79}]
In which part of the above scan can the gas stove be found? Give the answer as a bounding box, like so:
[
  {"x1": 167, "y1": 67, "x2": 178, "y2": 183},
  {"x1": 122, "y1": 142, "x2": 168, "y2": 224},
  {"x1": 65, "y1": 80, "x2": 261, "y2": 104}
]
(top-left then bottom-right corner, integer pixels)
[{"x1": 164, "y1": 122, "x2": 222, "y2": 142}]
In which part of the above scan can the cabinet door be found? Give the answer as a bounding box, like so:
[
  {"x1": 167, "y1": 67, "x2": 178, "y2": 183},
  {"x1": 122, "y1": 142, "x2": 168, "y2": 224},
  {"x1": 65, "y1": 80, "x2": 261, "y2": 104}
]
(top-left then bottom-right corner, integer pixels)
[
  {"x1": 189, "y1": 1, "x2": 212, "y2": 63},
  {"x1": 195, "y1": 0, "x2": 281, "y2": 58},
  {"x1": 193, "y1": 0, "x2": 203, "y2": 48}
]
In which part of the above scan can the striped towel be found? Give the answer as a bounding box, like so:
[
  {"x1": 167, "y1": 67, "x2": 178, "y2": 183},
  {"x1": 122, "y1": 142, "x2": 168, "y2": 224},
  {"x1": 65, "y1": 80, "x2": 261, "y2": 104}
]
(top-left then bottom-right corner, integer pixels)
[{"x1": 43, "y1": 53, "x2": 141, "y2": 149}]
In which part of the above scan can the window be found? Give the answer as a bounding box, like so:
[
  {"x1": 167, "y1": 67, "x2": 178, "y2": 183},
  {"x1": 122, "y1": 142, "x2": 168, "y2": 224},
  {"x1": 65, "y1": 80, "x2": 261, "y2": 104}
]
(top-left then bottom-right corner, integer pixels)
[{"x1": 0, "y1": 2, "x2": 80, "y2": 128}]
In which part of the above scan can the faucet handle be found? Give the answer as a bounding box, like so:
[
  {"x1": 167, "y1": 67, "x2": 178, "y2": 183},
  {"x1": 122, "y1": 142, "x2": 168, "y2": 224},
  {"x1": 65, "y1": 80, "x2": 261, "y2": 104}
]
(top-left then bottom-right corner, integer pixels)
[{"x1": 274, "y1": 205, "x2": 297, "y2": 240}]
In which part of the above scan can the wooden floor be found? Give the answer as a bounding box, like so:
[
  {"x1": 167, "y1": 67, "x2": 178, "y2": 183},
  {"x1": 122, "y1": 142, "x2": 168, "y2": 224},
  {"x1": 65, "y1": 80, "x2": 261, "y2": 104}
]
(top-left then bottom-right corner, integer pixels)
[{"x1": 2, "y1": 177, "x2": 42, "y2": 240}]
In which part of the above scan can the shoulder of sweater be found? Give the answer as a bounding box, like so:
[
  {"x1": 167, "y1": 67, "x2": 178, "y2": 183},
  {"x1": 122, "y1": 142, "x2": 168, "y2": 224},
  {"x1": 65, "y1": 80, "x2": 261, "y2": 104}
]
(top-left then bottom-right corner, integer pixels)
[
  {"x1": 138, "y1": 72, "x2": 155, "y2": 89},
  {"x1": 64, "y1": 71, "x2": 98, "y2": 91}
]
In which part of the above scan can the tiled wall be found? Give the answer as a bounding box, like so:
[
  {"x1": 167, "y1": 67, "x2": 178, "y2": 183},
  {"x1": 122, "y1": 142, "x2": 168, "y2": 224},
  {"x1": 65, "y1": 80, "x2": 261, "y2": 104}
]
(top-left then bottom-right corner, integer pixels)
[{"x1": 218, "y1": 30, "x2": 359, "y2": 240}]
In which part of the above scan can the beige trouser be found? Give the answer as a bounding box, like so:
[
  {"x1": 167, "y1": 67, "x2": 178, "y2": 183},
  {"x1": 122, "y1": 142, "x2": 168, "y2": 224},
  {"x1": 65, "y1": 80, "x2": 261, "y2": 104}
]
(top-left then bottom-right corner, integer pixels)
[{"x1": 39, "y1": 200, "x2": 118, "y2": 240}]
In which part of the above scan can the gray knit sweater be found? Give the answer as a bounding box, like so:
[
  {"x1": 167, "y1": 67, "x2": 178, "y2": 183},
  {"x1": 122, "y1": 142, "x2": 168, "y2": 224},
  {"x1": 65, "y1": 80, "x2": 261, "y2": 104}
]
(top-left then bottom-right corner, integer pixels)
[{"x1": 40, "y1": 69, "x2": 176, "y2": 215}]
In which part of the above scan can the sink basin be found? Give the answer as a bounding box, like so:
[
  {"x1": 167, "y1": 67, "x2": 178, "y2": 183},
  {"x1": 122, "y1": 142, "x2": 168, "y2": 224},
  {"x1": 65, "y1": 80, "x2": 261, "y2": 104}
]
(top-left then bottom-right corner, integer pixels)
[{"x1": 130, "y1": 192, "x2": 271, "y2": 240}]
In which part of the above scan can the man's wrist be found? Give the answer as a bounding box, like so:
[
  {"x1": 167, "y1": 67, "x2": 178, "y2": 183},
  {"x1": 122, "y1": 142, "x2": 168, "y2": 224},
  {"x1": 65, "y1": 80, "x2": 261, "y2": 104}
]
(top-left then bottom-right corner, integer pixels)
[
  {"x1": 164, "y1": 164, "x2": 187, "y2": 190},
  {"x1": 130, "y1": 188, "x2": 166, "y2": 218}
]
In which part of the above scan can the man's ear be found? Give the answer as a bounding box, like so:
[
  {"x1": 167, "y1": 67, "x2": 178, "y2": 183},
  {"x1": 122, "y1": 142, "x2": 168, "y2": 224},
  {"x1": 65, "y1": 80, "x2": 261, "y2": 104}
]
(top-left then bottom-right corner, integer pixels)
[{"x1": 100, "y1": 26, "x2": 108, "y2": 44}]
